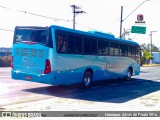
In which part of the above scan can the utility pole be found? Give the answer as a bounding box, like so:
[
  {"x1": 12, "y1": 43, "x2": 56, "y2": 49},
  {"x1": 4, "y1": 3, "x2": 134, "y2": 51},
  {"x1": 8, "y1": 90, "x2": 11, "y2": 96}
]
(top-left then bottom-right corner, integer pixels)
[
  {"x1": 150, "y1": 31, "x2": 157, "y2": 65},
  {"x1": 70, "y1": 5, "x2": 86, "y2": 29},
  {"x1": 119, "y1": 0, "x2": 150, "y2": 38},
  {"x1": 120, "y1": 6, "x2": 123, "y2": 38}
]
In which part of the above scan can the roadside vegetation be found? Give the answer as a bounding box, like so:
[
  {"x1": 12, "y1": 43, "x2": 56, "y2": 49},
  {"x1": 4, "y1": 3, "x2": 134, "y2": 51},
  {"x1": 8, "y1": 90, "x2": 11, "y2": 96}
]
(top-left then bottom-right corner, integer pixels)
[
  {"x1": 142, "y1": 63, "x2": 160, "y2": 67},
  {"x1": 0, "y1": 56, "x2": 11, "y2": 67},
  {"x1": 140, "y1": 43, "x2": 160, "y2": 65}
]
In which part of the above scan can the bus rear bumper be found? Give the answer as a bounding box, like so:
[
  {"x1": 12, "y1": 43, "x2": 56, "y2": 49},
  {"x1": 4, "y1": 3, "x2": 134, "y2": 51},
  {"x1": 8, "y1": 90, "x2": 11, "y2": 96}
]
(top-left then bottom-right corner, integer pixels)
[{"x1": 11, "y1": 70, "x2": 56, "y2": 85}]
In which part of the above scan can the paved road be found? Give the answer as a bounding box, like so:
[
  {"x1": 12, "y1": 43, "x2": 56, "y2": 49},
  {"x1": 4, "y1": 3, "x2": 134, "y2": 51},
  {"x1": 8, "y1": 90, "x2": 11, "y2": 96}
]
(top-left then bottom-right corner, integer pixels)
[{"x1": 0, "y1": 67, "x2": 160, "y2": 111}]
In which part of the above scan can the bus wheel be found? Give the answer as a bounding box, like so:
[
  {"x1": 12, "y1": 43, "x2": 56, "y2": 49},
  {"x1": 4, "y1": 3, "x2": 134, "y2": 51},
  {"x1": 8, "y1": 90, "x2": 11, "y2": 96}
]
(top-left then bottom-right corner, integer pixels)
[
  {"x1": 124, "y1": 68, "x2": 132, "y2": 81},
  {"x1": 82, "y1": 71, "x2": 92, "y2": 88}
]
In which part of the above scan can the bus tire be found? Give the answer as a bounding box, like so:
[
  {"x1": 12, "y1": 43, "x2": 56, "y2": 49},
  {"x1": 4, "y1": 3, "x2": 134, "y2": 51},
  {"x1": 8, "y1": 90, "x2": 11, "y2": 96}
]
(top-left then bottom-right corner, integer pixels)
[
  {"x1": 82, "y1": 71, "x2": 92, "y2": 88},
  {"x1": 124, "y1": 68, "x2": 132, "y2": 81}
]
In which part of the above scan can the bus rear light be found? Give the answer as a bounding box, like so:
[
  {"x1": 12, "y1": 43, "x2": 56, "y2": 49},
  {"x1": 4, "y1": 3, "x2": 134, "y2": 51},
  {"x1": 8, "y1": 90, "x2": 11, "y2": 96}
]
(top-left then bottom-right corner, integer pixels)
[
  {"x1": 11, "y1": 56, "x2": 14, "y2": 70},
  {"x1": 44, "y1": 59, "x2": 51, "y2": 74}
]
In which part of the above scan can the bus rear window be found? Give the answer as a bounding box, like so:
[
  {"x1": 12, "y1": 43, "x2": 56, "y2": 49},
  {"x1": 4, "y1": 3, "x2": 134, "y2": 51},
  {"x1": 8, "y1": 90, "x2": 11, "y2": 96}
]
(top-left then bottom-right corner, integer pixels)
[{"x1": 13, "y1": 27, "x2": 53, "y2": 48}]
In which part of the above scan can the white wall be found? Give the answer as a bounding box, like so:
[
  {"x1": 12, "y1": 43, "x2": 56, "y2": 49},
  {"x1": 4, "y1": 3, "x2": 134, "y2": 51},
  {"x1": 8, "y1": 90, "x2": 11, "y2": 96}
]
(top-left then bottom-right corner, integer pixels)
[{"x1": 152, "y1": 52, "x2": 160, "y2": 64}]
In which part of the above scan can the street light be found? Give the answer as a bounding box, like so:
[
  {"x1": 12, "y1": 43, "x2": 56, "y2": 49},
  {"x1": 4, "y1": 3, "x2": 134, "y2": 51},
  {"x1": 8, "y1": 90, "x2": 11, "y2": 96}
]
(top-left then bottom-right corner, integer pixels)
[
  {"x1": 120, "y1": 0, "x2": 150, "y2": 38},
  {"x1": 150, "y1": 31, "x2": 157, "y2": 65}
]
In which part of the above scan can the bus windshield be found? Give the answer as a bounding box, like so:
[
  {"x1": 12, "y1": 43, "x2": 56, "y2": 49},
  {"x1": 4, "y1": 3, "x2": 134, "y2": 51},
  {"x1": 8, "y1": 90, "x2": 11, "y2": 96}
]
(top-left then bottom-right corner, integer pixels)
[{"x1": 13, "y1": 27, "x2": 53, "y2": 48}]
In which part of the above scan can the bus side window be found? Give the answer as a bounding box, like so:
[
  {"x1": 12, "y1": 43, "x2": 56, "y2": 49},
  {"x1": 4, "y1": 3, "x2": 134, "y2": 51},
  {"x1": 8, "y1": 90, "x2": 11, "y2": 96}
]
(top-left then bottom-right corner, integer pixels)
[
  {"x1": 57, "y1": 34, "x2": 67, "y2": 53},
  {"x1": 61, "y1": 36, "x2": 67, "y2": 53},
  {"x1": 120, "y1": 44, "x2": 128, "y2": 56},
  {"x1": 110, "y1": 42, "x2": 115, "y2": 55},
  {"x1": 57, "y1": 34, "x2": 62, "y2": 52},
  {"x1": 128, "y1": 45, "x2": 132, "y2": 57},
  {"x1": 75, "y1": 36, "x2": 82, "y2": 54},
  {"x1": 132, "y1": 46, "x2": 136, "y2": 60},
  {"x1": 90, "y1": 38, "x2": 97, "y2": 55},
  {"x1": 68, "y1": 35, "x2": 74, "y2": 53},
  {"x1": 98, "y1": 40, "x2": 103, "y2": 55},
  {"x1": 98, "y1": 40, "x2": 109, "y2": 55},
  {"x1": 98, "y1": 49, "x2": 103, "y2": 55},
  {"x1": 57, "y1": 33, "x2": 67, "y2": 53}
]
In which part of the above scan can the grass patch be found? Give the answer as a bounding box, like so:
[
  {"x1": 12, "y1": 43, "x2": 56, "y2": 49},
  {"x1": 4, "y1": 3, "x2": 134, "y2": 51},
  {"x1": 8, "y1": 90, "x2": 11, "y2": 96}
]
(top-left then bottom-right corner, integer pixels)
[{"x1": 142, "y1": 64, "x2": 160, "y2": 67}]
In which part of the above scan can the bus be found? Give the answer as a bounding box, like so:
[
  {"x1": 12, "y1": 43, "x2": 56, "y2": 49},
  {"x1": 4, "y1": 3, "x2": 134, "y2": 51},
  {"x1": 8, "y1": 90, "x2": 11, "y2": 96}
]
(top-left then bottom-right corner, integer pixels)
[{"x1": 11, "y1": 25, "x2": 141, "y2": 88}]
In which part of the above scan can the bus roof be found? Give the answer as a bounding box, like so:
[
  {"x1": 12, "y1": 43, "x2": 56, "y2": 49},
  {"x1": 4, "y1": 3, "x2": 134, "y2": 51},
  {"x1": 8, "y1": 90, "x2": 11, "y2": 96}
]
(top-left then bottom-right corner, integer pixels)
[
  {"x1": 16, "y1": 25, "x2": 139, "y2": 46},
  {"x1": 15, "y1": 26, "x2": 48, "y2": 30},
  {"x1": 50, "y1": 25, "x2": 139, "y2": 46}
]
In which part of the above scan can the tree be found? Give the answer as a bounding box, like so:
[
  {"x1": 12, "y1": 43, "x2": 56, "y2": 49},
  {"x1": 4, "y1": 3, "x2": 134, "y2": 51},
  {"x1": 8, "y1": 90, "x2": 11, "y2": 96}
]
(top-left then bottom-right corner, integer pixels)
[
  {"x1": 142, "y1": 50, "x2": 151, "y2": 64},
  {"x1": 140, "y1": 43, "x2": 160, "y2": 52},
  {"x1": 140, "y1": 43, "x2": 160, "y2": 64},
  {"x1": 152, "y1": 44, "x2": 160, "y2": 52},
  {"x1": 140, "y1": 43, "x2": 147, "y2": 50}
]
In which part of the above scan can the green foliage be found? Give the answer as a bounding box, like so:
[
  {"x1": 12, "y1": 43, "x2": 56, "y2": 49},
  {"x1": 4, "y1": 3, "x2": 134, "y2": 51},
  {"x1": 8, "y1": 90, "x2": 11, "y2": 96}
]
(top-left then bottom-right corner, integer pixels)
[
  {"x1": 143, "y1": 50, "x2": 151, "y2": 61},
  {"x1": 140, "y1": 43, "x2": 160, "y2": 64},
  {"x1": 152, "y1": 44, "x2": 160, "y2": 52},
  {"x1": 140, "y1": 43, "x2": 160, "y2": 52}
]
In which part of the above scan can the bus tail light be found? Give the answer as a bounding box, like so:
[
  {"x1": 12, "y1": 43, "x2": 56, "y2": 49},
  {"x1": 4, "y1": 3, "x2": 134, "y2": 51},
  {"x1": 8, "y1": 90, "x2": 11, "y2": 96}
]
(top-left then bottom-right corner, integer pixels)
[
  {"x1": 11, "y1": 56, "x2": 14, "y2": 70},
  {"x1": 44, "y1": 59, "x2": 51, "y2": 74}
]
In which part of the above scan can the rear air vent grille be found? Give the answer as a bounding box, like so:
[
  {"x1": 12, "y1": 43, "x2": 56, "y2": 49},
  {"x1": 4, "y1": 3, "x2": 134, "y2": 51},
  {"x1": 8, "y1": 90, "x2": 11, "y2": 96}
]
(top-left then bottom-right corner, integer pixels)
[{"x1": 15, "y1": 48, "x2": 45, "y2": 58}]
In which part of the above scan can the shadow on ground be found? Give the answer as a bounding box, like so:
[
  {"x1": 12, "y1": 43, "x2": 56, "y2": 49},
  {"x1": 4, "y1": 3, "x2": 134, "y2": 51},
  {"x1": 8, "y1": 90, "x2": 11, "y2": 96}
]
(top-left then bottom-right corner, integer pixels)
[{"x1": 22, "y1": 78, "x2": 160, "y2": 103}]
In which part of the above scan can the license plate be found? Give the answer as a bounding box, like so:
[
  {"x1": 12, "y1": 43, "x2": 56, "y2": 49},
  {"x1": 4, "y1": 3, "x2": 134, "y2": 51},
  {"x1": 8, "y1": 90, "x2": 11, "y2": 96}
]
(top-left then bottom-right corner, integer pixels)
[{"x1": 25, "y1": 76, "x2": 32, "y2": 80}]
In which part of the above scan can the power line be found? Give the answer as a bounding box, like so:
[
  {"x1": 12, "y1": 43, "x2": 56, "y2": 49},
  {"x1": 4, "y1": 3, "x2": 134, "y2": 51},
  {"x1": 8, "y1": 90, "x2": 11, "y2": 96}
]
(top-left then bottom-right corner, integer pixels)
[
  {"x1": 16, "y1": 10, "x2": 71, "y2": 22},
  {"x1": 0, "y1": 5, "x2": 72, "y2": 22},
  {"x1": 0, "y1": 5, "x2": 10, "y2": 10},
  {"x1": 0, "y1": 29, "x2": 13, "y2": 32},
  {"x1": 76, "y1": 23, "x2": 98, "y2": 31},
  {"x1": 0, "y1": 5, "x2": 97, "y2": 32},
  {"x1": 0, "y1": 5, "x2": 72, "y2": 32}
]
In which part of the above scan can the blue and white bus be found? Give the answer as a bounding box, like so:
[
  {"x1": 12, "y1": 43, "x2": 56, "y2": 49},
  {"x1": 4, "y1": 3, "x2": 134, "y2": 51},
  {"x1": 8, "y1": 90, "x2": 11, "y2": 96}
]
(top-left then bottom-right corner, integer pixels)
[{"x1": 11, "y1": 25, "x2": 141, "y2": 88}]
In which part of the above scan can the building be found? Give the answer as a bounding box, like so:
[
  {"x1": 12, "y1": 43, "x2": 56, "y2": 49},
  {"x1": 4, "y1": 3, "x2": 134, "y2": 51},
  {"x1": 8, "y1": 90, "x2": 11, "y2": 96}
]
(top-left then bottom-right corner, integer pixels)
[
  {"x1": 152, "y1": 52, "x2": 160, "y2": 64},
  {"x1": 0, "y1": 48, "x2": 12, "y2": 56}
]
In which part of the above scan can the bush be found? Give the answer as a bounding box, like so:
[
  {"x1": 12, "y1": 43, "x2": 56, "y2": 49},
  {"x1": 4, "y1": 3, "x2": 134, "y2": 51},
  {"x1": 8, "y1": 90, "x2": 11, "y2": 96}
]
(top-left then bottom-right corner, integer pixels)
[{"x1": 0, "y1": 56, "x2": 11, "y2": 67}]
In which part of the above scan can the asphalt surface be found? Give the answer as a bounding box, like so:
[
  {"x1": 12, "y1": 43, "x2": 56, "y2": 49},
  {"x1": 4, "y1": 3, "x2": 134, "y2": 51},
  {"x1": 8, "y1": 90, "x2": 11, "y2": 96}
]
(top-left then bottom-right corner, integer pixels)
[{"x1": 0, "y1": 66, "x2": 160, "y2": 111}]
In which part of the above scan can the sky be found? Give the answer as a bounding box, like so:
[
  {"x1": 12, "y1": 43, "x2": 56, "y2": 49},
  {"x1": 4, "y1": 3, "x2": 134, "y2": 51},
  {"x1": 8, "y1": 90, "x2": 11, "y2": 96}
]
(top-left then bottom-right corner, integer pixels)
[{"x1": 0, "y1": 0, "x2": 160, "y2": 48}]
